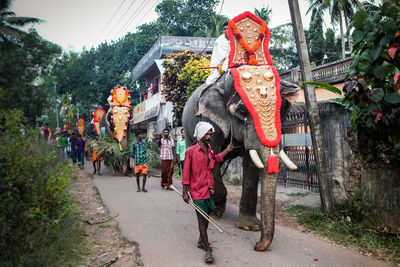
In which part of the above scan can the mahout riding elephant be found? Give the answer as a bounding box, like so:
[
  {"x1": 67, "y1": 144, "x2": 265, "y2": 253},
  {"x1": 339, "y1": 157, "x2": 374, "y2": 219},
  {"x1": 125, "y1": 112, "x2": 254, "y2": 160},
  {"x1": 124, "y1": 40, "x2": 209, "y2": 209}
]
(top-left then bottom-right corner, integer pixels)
[{"x1": 182, "y1": 72, "x2": 298, "y2": 251}]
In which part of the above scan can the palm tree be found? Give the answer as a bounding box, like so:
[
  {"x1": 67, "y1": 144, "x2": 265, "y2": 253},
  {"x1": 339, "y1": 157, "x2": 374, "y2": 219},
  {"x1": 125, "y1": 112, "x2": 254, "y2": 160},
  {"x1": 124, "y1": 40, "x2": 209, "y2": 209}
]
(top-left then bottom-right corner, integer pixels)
[
  {"x1": 0, "y1": 0, "x2": 42, "y2": 41},
  {"x1": 254, "y1": 6, "x2": 272, "y2": 24},
  {"x1": 306, "y1": 0, "x2": 367, "y2": 59}
]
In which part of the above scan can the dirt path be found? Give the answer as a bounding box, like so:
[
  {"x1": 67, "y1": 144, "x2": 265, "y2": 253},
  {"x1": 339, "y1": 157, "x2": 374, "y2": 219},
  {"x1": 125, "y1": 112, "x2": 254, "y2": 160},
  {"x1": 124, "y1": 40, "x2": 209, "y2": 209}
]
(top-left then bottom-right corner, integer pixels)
[
  {"x1": 73, "y1": 167, "x2": 142, "y2": 266},
  {"x1": 82, "y1": 163, "x2": 392, "y2": 267}
]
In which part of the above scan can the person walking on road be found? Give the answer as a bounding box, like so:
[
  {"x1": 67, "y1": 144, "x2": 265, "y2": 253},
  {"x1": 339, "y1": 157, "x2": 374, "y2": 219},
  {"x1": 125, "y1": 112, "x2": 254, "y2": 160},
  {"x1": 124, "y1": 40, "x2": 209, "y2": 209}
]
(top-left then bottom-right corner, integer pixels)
[
  {"x1": 182, "y1": 121, "x2": 233, "y2": 264},
  {"x1": 159, "y1": 128, "x2": 176, "y2": 190},
  {"x1": 57, "y1": 132, "x2": 68, "y2": 160},
  {"x1": 176, "y1": 128, "x2": 186, "y2": 170},
  {"x1": 131, "y1": 130, "x2": 148, "y2": 192},
  {"x1": 92, "y1": 138, "x2": 102, "y2": 175},
  {"x1": 69, "y1": 132, "x2": 77, "y2": 163},
  {"x1": 75, "y1": 134, "x2": 85, "y2": 168}
]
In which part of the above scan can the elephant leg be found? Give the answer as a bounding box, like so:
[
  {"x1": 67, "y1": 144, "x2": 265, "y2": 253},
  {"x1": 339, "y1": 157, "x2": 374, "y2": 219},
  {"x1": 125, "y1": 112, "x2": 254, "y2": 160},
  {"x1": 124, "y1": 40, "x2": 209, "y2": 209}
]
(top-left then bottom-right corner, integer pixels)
[
  {"x1": 213, "y1": 164, "x2": 227, "y2": 217},
  {"x1": 254, "y1": 171, "x2": 277, "y2": 251},
  {"x1": 236, "y1": 151, "x2": 261, "y2": 231}
]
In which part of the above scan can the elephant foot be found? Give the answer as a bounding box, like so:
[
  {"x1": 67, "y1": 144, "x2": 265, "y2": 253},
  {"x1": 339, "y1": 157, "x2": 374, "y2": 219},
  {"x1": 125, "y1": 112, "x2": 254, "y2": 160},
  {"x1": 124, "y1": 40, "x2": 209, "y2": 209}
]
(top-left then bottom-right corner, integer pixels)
[
  {"x1": 254, "y1": 238, "x2": 272, "y2": 251},
  {"x1": 212, "y1": 204, "x2": 225, "y2": 218},
  {"x1": 235, "y1": 215, "x2": 260, "y2": 231}
]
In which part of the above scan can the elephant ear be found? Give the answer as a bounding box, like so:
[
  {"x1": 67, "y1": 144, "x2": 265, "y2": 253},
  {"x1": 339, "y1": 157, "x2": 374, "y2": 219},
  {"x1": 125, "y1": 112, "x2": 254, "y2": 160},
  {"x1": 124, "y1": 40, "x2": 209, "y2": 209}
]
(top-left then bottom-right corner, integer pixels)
[
  {"x1": 196, "y1": 74, "x2": 231, "y2": 138},
  {"x1": 280, "y1": 80, "x2": 300, "y2": 106}
]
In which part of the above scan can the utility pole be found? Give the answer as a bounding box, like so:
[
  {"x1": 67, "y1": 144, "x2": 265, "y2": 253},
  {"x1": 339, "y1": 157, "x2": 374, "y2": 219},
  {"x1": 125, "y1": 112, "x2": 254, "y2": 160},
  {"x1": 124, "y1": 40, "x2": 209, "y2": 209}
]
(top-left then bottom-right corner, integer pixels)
[
  {"x1": 288, "y1": 0, "x2": 334, "y2": 212},
  {"x1": 54, "y1": 82, "x2": 59, "y2": 131}
]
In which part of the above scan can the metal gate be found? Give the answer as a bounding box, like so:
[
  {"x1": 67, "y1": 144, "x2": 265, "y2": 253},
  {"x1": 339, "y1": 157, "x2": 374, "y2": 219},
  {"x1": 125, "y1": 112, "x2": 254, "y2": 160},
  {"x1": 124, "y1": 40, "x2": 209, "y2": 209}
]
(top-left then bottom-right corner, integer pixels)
[{"x1": 278, "y1": 104, "x2": 319, "y2": 191}]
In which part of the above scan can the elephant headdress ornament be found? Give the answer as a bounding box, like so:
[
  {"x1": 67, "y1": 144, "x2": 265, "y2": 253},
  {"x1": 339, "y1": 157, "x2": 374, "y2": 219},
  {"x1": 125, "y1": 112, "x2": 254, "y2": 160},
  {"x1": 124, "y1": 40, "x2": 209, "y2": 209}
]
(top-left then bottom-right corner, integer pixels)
[
  {"x1": 110, "y1": 85, "x2": 131, "y2": 151},
  {"x1": 228, "y1": 11, "x2": 281, "y2": 173},
  {"x1": 77, "y1": 118, "x2": 85, "y2": 136},
  {"x1": 93, "y1": 108, "x2": 106, "y2": 135}
]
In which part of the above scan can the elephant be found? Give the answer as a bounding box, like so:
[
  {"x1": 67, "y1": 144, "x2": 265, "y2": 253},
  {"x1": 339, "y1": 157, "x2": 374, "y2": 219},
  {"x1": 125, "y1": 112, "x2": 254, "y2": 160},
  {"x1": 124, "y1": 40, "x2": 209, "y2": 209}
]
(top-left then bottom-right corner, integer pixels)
[
  {"x1": 182, "y1": 71, "x2": 299, "y2": 251},
  {"x1": 105, "y1": 106, "x2": 135, "y2": 174}
]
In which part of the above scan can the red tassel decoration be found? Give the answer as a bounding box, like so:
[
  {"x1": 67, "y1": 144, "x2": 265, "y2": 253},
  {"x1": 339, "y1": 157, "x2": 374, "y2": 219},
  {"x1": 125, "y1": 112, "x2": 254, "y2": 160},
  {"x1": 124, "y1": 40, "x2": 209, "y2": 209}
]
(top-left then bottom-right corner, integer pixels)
[{"x1": 268, "y1": 149, "x2": 279, "y2": 173}]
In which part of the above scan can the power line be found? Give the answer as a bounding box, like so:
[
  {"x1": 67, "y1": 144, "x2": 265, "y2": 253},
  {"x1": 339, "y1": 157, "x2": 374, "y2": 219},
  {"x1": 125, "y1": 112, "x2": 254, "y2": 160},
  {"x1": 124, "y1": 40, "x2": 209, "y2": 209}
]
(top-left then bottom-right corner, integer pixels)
[
  {"x1": 127, "y1": 0, "x2": 161, "y2": 35},
  {"x1": 104, "y1": 0, "x2": 138, "y2": 41},
  {"x1": 113, "y1": 0, "x2": 150, "y2": 39},
  {"x1": 93, "y1": 0, "x2": 127, "y2": 45}
]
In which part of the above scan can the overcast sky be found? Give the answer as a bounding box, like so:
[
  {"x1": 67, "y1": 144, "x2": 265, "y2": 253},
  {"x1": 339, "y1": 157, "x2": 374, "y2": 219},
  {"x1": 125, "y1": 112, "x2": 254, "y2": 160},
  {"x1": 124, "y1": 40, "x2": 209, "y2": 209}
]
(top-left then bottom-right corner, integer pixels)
[{"x1": 11, "y1": 0, "x2": 313, "y2": 52}]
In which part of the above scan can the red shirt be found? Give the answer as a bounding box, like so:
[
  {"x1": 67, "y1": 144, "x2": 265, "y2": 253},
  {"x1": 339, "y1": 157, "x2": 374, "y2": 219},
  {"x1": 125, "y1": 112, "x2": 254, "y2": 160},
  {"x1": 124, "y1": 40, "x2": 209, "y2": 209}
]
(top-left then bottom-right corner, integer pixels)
[{"x1": 182, "y1": 143, "x2": 224, "y2": 200}]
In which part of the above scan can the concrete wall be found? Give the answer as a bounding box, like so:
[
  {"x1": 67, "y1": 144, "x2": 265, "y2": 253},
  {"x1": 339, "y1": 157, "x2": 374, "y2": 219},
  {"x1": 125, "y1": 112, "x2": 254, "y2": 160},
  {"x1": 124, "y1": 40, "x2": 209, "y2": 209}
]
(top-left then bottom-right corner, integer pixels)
[
  {"x1": 222, "y1": 157, "x2": 243, "y2": 184},
  {"x1": 361, "y1": 167, "x2": 400, "y2": 230},
  {"x1": 320, "y1": 103, "x2": 352, "y2": 203}
]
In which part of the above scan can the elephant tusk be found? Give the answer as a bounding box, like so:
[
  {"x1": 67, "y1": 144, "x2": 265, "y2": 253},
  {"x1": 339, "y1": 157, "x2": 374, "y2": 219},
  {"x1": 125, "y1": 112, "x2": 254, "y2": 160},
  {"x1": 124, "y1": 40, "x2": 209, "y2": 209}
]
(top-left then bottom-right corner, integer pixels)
[
  {"x1": 249, "y1": 150, "x2": 264, "y2": 169},
  {"x1": 279, "y1": 150, "x2": 297, "y2": 170}
]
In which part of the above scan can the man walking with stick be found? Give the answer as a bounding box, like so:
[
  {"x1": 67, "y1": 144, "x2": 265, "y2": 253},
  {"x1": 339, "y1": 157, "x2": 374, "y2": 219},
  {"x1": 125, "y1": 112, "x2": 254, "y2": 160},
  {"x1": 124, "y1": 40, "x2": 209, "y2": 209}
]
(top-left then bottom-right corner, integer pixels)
[{"x1": 182, "y1": 121, "x2": 233, "y2": 264}]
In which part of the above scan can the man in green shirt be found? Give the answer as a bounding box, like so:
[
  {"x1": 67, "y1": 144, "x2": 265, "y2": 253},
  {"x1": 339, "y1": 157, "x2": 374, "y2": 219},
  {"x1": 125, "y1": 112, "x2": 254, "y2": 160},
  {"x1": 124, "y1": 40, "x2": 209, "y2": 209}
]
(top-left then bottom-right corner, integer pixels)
[
  {"x1": 130, "y1": 130, "x2": 147, "y2": 192},
  {"x1": 176, "y1": 128, "x2": 186, "y2": 170},
  {"x1": 57, "y1": 132, "x2": 68, "y2": 160}
]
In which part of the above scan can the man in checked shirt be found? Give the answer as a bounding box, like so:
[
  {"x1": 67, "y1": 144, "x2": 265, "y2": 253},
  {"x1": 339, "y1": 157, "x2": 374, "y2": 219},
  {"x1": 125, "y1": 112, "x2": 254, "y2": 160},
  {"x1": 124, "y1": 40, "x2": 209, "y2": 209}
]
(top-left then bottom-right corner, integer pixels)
[{"x1": 159, "y1": 128, "x2": 176, "y2": 190}]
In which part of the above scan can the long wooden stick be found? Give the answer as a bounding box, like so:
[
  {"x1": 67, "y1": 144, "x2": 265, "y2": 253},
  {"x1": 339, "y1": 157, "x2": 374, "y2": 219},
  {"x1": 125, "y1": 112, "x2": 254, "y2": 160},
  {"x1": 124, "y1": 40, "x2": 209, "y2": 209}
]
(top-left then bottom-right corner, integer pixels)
[{"x1": 170, "y1": 185, "x2": 223, "y2": 233}]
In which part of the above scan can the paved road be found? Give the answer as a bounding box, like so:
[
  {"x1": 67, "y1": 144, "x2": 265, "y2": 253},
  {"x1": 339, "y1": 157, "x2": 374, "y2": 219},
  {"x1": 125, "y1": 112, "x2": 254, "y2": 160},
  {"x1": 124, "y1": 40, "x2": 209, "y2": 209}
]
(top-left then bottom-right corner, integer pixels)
[{"x1": 86, "y1": 164, "x2": 392, "y2": 267}]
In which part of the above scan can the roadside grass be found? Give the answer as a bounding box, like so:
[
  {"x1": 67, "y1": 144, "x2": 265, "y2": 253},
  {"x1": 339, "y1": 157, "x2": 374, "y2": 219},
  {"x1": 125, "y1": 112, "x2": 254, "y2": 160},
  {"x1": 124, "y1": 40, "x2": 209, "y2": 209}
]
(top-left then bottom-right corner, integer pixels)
[
  {"x1": 286, "y1": 205, "x2": 400, "y2": 264},
  {"x1": 15, "y1": 208, "x2": 88, "y2": 266},
  {"x1": 0, "y1": 110, "x2": 88, "y2": 266}
]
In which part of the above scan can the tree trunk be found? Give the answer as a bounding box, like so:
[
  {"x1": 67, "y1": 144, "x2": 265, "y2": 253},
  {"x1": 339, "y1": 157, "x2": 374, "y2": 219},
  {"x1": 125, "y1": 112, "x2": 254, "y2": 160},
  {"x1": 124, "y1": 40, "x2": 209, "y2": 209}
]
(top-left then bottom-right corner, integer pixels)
[
  {"x1": 288, "y1": 0, "x2": 334, "y2": 212},
  {"x1": 343, "y1": 10, "x2": 352, "y2": 55},
  {"x1": 339, "y1": 15, "x2": 345, "y2": 59}
]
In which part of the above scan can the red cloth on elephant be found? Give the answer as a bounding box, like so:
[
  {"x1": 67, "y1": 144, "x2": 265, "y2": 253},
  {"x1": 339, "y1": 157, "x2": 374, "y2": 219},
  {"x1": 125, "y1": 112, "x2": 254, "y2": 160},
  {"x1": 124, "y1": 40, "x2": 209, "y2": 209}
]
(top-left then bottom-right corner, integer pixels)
[{"x1": 182, "y1": 143, "x2": 224, "y2": 200}]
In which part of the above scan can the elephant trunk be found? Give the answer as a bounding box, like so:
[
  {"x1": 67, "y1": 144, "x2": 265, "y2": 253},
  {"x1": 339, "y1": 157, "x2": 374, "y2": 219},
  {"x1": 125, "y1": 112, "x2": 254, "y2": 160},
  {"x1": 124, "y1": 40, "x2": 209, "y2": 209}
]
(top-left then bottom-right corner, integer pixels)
[{"x1": 254, "y1": 146, "x2": 277, "y2": 251}]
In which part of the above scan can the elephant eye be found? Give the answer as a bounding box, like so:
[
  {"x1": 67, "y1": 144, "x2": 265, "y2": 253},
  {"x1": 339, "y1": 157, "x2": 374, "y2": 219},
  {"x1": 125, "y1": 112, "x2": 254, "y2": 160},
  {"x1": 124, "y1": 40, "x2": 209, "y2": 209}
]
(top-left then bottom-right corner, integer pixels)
[{"x1": 236, "y1": 106, "x2": 248, "y2": 116}]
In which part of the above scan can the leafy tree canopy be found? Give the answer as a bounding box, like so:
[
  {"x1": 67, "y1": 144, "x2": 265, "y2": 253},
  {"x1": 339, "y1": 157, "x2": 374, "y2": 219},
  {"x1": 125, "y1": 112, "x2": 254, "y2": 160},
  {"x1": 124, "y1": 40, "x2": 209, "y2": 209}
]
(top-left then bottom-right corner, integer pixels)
[
  {"x1": 0, "y1": 29, "x2": 62, "y2": 126},
  {"x1": 155, "y1": 0, "x2": 219, "y2": 36},
  {"x1": 333, "y1": 1, "x2": 400, "y2": 166}
]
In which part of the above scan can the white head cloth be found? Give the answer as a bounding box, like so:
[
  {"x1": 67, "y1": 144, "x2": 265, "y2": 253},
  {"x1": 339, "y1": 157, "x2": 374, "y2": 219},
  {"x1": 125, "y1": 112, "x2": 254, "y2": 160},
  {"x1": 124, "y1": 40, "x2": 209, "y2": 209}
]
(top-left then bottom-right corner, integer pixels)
[{"x1": 194, "y1": 121, "x2": 215, "y2": 141}]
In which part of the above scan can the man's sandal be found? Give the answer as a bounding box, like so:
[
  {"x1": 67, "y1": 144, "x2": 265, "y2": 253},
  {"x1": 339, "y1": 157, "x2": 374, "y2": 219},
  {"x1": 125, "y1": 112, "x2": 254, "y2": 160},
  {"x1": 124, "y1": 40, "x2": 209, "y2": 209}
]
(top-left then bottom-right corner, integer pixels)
[{"x1": 205, "y1": 251, "x2": 214, "y2": 264}]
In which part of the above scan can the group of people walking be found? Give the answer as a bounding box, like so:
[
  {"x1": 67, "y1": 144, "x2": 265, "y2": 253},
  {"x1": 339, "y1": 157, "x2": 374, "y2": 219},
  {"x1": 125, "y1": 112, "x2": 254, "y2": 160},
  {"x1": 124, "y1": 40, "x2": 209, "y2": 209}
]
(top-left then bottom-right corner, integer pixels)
[{"x1": 41, "y1": 124, "x2": 98, "y2": 171}]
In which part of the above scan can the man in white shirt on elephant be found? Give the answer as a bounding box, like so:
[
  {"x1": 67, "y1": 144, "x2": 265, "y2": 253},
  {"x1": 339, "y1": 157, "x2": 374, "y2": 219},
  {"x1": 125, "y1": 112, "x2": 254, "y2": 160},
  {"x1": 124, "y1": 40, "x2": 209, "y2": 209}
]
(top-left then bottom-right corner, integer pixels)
[{"x1": 206, "y1": 21, "x2": 230, "y2": 85}]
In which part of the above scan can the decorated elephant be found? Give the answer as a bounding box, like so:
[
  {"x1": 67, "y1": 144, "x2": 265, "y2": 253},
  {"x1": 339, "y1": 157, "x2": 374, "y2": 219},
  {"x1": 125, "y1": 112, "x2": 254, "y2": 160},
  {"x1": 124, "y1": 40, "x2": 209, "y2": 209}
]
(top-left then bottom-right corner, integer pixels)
[
  {"x1": 104, "y1": 85, "x2": 134, "y2": 174},
  {"x1": 182, "y1": 11, "x2": 299, "y2": 251},
  {"x1": 182, "y1": 72, "x2": 298, "y2": 250}
]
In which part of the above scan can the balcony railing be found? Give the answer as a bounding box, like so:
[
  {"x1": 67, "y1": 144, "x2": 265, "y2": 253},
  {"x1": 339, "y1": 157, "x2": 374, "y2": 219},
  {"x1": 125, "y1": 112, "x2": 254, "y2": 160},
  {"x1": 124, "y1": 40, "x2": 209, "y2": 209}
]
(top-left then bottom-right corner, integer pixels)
[{"x1": 280, "y1": 57, "x2": 354, "y2": 84}]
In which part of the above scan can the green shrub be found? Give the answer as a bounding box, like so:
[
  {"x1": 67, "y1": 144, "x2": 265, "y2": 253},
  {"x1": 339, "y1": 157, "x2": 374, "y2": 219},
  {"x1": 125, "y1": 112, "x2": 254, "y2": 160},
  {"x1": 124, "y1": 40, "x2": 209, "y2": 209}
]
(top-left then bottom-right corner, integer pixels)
[
  {"x1": 0, "y1": 109, "x2": 86, "y2": 266},
  {"x1": 95, "y1": 132, "x2": 161, "y2": 173},
  {"x1": 95, "y1": 133, "x2": 133, "y2": 174}
]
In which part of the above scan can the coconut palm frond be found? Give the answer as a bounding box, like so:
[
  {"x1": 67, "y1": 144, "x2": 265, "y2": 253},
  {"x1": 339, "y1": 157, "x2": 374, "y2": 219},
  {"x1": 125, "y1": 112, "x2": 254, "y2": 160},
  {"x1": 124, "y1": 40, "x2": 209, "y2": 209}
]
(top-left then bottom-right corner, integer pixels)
[
  {"x1": 1, "y1": 11, "x2": 15, "y2": 17},
  {"x1": 0, "y1": 1, "x2": 41, "y2": 42},
  {"x1": 95, "y1": 133, "x2": 131, "y2": 174},
  {"x1": 7, "y1": 16, "x2": 43, "y2": 26},
  {"x1": 145, "y1": 138, "x2": 160, "y2": 163}
]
